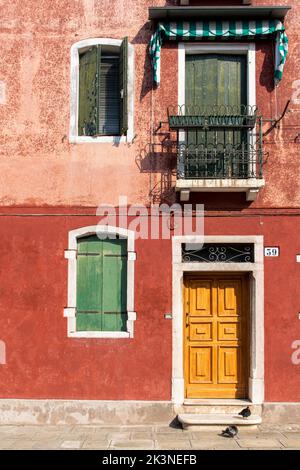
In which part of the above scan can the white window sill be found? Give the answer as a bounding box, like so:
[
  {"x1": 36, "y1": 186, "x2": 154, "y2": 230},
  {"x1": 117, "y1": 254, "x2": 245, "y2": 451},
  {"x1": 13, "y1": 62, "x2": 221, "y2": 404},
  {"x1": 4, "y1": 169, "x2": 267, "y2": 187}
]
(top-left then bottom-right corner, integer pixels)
[
  {"x1": 68, "y1": 331, "x2": 131, "y2": 338},
  {"x1": 176, "y1": 178, "x2": 265, "y2": 201},
  {"x1": 69, "y1": 135, "x2": 128, "y2": 144}
]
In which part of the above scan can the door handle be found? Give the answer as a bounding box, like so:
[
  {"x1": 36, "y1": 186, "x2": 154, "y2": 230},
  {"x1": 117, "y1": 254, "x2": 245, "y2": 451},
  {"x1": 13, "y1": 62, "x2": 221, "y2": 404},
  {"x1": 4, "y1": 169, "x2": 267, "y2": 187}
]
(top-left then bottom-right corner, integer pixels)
[{"x1": 186, "y1": 312, "x2": 189, "y2": 327}]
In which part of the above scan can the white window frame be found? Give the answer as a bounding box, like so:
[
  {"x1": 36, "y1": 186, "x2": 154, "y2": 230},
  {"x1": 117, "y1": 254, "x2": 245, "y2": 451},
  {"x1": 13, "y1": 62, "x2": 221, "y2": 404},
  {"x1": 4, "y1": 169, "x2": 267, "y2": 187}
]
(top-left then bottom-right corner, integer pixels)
[
  {"x1": 178, "y1": 42, "x2": 256, "y2": 151},
  {"x1": 69, "y1": 38, "x2": 134, "y2": 144},
  {"x1": 64, "y1": 225, "x2": 136, "y2": 338}
]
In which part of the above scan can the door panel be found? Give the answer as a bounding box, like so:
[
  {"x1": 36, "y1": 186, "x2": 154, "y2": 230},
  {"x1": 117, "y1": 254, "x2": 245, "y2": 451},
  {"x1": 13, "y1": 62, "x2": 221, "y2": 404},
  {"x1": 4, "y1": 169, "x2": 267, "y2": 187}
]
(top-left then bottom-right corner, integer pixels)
[
  {"x1": 190, "y1": 346, "x2": 213, "y2": 384},
  {"x1": 184, "y1": 274, "x2": 249, "y2": 399},
  {"x1": 218, "y1": 346, "x2": 239, "y2": 384},
  {"x1": 218, "y1": 280, "x2": 241, "y2": 316},
  {"x1": 190, "y1": 281, "x2": 212, "y2": 316}
]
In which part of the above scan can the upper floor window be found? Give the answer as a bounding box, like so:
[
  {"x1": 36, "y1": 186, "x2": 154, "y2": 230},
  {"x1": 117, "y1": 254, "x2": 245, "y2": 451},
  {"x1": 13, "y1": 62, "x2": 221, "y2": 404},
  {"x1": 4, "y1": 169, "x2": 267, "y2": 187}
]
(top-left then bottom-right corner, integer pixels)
[{"x1": 70, "y1": 38, "x2": 134, "y2": 144}]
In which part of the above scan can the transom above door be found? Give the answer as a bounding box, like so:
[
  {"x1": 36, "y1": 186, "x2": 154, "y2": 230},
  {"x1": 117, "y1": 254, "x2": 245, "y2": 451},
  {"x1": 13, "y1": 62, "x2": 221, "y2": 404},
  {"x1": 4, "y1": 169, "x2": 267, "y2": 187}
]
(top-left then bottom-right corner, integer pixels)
[{"x1": 184, "y1": 274, "x2": 249, "y2": 399}]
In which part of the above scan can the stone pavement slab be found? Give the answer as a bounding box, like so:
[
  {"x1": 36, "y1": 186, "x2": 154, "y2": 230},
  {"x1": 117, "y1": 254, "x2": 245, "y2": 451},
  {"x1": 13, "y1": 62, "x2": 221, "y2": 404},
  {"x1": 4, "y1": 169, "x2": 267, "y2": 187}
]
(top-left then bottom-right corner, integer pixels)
[
  {"x1": 111, "y1": 440, "x2": 154, "y2": 450},
  {"x1": 279, "y1": 437, "x2": 300, "y2": 449},
  {"x1": 237, "y1": 438, "x2": 282, "y2": 449},
  {"x1": 82, "y1": 440, "x2": 110, "y2": 450},
  {"x1": 0, "y1": 439, "x2": 19, "y2": 450},
  {"x1": 32, "y1": 439, "x2": 65, "y2": 450},
  {"x1": 0, "y1": 423, "x2": 294, "y2": 450},
  {"x1": 60, "y1": 440, "x2": 84, "y2": 449},
  {"x1": 191, "y1": 439, "x2": 240, "y2": 450},
  {"x1": 131, "y1": 431, "x2": 154, "y2": 440},
  {"x1": 156, "y1": 441, "x2": 192, "y2": 450}
]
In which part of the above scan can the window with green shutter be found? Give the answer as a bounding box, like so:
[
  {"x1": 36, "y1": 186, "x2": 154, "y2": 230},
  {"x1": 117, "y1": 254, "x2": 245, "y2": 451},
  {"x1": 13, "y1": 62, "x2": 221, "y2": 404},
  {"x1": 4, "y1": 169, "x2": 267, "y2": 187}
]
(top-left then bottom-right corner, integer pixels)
[
  {"x1": 76, "y1": 235, "x2": 127, "y2": 332},
  {"x1": 78, "y1": 38, "x2": 128, "y2": 137}
]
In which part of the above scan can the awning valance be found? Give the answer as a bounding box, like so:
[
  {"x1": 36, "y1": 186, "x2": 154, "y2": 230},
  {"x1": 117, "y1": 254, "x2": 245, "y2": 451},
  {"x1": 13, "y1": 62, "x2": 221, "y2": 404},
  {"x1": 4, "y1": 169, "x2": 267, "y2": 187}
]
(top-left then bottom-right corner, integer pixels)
[{"x1": 149, "y1": 20, "x2": 288, "y2": 86}]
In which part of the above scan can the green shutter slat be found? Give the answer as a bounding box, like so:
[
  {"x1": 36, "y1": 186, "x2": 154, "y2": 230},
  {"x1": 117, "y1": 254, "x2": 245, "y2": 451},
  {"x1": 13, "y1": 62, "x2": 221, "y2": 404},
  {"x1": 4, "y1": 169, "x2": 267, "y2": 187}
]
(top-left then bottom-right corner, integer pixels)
[
  {"x1": 102, "y1": 243, "x2": 127, "y2": 316},
  {"x1": 76, "y1": 313, "x2": 102, "y2": 332},
  {"x1": 185, "y1": 54, "x2": 247, "y2": 149},
  {"x1": 102, "y1": 313, "x2": 127, "y2": 332},
  {"x1": 102, "y1": 238, "x2": 127, "y2": 256},
  {"x1": 76, "y1": 253, "x2": 103, "y2": 312},
  {"x1": 77, "y1": 235, "x2": 102, "y2": 254},
  {"x1": 78, "y1": 46, "x2": 98, "y2": 136},
  {"x1": 119, "y1": 37, "x2": 128, "y2": 135},
  {"x1": 98, "y1": 56, "x2": 120, "y2": 135}
]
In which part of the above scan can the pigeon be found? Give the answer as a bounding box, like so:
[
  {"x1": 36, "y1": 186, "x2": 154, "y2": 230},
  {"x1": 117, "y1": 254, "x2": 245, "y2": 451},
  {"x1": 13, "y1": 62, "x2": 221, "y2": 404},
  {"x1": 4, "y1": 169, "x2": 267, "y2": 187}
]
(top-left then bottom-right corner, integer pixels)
[
  {"x1": 238, "y1": 406, "x2": 251, "y2": 419},
  {"x1": 221, "y1": 425, "x2": 238, "y2": 438}
]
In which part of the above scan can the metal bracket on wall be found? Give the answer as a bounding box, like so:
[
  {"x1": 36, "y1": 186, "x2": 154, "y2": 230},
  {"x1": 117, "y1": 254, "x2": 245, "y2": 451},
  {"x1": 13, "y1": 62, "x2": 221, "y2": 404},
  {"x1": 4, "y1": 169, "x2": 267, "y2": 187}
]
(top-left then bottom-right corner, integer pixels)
[
  {"x1": 155, "y1": 121, "x2": 168, "y2": 133},
  {"x1": 262, "y1": 100, "x2": 290, "y2": 136}
]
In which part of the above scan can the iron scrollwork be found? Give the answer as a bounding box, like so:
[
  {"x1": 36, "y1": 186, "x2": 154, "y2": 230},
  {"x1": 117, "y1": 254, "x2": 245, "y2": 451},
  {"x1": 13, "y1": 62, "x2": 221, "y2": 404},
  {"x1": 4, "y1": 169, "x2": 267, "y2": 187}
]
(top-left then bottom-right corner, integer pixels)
[{"x1": 182, "y1": 243, "x2": 254, "y2": 263}]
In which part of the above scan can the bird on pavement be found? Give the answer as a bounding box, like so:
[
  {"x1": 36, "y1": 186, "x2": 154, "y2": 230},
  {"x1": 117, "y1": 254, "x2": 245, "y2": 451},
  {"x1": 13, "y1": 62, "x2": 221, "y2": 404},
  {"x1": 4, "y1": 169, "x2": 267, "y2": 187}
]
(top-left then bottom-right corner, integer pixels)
[
  {"x1": 238, "y1": 406, "x2": 251, "y2": 419},
  {"x1": 221, "y1": 425, "x2": 238, "y2": 438}
]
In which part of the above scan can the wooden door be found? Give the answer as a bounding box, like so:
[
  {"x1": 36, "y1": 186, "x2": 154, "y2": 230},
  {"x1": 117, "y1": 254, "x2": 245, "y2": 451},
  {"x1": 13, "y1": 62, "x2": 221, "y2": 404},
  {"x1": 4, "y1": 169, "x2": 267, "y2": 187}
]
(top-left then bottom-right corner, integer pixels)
[{"x1": 184, "y1": 274, "x2": 249, "y2": 399}]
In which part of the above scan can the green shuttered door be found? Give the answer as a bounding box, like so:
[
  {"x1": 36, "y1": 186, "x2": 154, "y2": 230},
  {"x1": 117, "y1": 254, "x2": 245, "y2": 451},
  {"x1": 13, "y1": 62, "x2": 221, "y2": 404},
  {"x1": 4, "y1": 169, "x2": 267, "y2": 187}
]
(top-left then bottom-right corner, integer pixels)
[
  {"x1": 185, "y1": 54, "x2": 247, "y2": 145},
  {"x1": 185, "y1": 54, "x2": 247, "y2": 178},
  {"x1": 76, "y1": 236, "x2": 127, "y2": 332}
]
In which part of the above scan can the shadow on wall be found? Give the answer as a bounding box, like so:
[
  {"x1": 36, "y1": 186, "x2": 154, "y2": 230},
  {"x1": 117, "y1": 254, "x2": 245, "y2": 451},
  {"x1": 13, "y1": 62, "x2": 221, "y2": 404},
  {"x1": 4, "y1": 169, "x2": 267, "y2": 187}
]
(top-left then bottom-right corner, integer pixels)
[
  {"x1": 136, "y1": 138, "x2": 177, "y2": 205},
  {"x1": 184, "y1": 1, "x2": 244, "y2": 5},
  {"x1": 131, "y1": 21, "x2": 154, "y2": 101},
  {"x1": 258, "y1": 43, "x2": 276, "y2": 93}
]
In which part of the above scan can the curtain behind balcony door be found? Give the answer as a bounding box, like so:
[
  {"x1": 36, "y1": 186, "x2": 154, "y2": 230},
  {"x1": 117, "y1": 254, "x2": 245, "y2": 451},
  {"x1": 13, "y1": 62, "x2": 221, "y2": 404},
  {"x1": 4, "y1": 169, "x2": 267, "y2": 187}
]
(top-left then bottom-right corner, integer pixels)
[{"x1": 185, "y1": 54, "x2": 247, "y2": 150}]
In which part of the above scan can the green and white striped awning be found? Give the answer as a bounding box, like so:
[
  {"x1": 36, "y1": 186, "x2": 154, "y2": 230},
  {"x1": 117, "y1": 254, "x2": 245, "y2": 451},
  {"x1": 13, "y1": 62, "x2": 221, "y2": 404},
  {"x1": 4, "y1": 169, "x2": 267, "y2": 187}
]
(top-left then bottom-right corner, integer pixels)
[{"x1": 149, "y1": 20, "x2": 288, "y2": 86}]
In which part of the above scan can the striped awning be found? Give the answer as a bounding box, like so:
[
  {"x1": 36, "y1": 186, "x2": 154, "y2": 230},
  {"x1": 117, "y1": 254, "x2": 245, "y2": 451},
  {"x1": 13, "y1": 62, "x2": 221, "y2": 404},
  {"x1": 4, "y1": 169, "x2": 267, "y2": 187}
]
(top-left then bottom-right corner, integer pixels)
[{"x1": 149, "y1": 20, "x2": 288, "y2": 86}]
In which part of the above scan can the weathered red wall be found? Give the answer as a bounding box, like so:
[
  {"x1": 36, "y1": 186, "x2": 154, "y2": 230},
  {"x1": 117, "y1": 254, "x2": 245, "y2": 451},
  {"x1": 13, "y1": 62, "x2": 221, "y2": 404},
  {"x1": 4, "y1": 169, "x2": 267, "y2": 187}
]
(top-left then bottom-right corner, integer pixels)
[
  {"x1": 0, "y1": 1, "x2": 300, "y2": 403},
  {"x1": 0, "y1": 0, "x2": 299, "y2": 207},
  {"x1": 0, "y1": 209, "x2": 300, "y2": 402},
  {"x1": 0, "y1": 210, "x2": 173, "y2": 400}
]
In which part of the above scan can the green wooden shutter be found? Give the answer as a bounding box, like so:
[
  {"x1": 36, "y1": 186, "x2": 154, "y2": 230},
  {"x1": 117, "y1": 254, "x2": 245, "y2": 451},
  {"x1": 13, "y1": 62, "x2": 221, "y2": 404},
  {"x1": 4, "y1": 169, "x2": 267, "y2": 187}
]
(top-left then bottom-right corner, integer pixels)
[
  {"x1": 185, "y1": 54, "x2": 247, "y2": 177},
  {"x1": 79, "y1": 45, "x2": 123, "y2": 137},
  {"x1": 102, "y1": 239, "x2": 127, "y2": 331},
  {"x1": 76, "y1": 235, "x2": 103, "y2": 331},
  {"x1": 78, "y1": 47, "x2": 98, "y2": 136},
  {"x1": 76, "y1": 236, "x2": 127, "y2": 332},
  {"x1": 119, "y1": 37, "x2": 128, "y2": 135},
  {"x1": 98, "y1": 55, "x2": 120, "y2": 136}
]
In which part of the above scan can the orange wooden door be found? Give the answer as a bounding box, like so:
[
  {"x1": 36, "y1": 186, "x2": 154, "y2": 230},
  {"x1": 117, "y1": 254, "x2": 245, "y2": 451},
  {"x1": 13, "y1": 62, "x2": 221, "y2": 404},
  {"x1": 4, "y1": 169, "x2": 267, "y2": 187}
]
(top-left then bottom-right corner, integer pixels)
[{"x1": 184, "y1": 274, "x2": 249, "y2": 399}]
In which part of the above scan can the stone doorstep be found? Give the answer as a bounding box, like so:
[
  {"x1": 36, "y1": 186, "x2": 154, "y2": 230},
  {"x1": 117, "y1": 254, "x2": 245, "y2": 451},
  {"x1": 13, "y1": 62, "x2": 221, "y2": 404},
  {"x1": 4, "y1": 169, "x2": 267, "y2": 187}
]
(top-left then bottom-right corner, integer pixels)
[{"x1": 178, "y1": 413, "x2": 262, "y2": 430}]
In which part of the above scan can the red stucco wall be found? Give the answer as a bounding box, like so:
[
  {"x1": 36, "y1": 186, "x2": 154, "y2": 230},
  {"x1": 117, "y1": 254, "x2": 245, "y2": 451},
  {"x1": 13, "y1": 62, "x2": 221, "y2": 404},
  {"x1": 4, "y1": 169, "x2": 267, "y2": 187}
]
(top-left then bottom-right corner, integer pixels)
[
  {"x1": 0, "y1": 0, "x2": 299, "y2": 208},
  {"x1": 0, "y1": 1, "x2": 300, "y2": 403},
  {"x1": 0, "y1": 209, "x2": 300, "y2": 402}
]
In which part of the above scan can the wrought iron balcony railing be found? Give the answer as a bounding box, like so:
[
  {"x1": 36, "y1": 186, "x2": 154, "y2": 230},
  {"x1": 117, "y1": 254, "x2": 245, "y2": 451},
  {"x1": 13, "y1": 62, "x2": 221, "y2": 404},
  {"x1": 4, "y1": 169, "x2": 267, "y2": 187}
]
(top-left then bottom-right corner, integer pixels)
[
  {"x1": 177, "y1": 143, "x2": 262, "y2": 180},
  {"x1": 168, "y1": 105, "x2": 263, "y2": 180},
  {"x1": 168, "y1": 105, "x2": 258, "y2": 130}
]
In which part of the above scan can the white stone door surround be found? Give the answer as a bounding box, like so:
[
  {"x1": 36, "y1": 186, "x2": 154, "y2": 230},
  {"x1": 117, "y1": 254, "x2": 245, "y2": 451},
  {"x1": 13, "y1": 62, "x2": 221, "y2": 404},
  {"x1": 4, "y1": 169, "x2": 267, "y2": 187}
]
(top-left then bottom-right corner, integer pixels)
[{"x1": 172, "y1": 235, "x2": 264, "y2": 405}]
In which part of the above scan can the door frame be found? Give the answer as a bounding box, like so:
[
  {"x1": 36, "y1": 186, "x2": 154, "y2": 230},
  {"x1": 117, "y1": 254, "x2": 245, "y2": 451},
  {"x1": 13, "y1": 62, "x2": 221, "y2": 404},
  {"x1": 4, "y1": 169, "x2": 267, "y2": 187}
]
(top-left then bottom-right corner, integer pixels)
[{"x1": 172, "y1": 235, "x2": 264, "y2": 405}]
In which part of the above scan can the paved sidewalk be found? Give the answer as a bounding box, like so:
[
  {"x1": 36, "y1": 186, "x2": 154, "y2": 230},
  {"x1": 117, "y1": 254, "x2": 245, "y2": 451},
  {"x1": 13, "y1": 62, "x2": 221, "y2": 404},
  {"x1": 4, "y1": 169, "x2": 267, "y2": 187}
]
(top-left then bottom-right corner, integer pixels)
[{"x1": 0, "y1": 424, "x2": 300, "y2": 450}]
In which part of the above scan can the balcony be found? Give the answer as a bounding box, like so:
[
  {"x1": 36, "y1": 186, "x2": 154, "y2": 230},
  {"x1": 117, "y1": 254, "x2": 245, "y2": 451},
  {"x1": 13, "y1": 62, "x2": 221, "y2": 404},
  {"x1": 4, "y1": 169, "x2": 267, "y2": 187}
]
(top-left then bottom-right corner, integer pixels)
[{"x1": 168, "y1": 105, "x2": 265, "y2": 201}]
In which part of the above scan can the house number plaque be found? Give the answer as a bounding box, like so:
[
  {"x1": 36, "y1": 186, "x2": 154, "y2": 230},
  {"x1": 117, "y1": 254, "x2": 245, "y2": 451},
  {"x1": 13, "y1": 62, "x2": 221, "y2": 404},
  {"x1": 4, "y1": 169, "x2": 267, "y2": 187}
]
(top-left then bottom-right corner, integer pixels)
[{"x1": 264, "y1": 247, "x2": 280, "y2": 257}]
